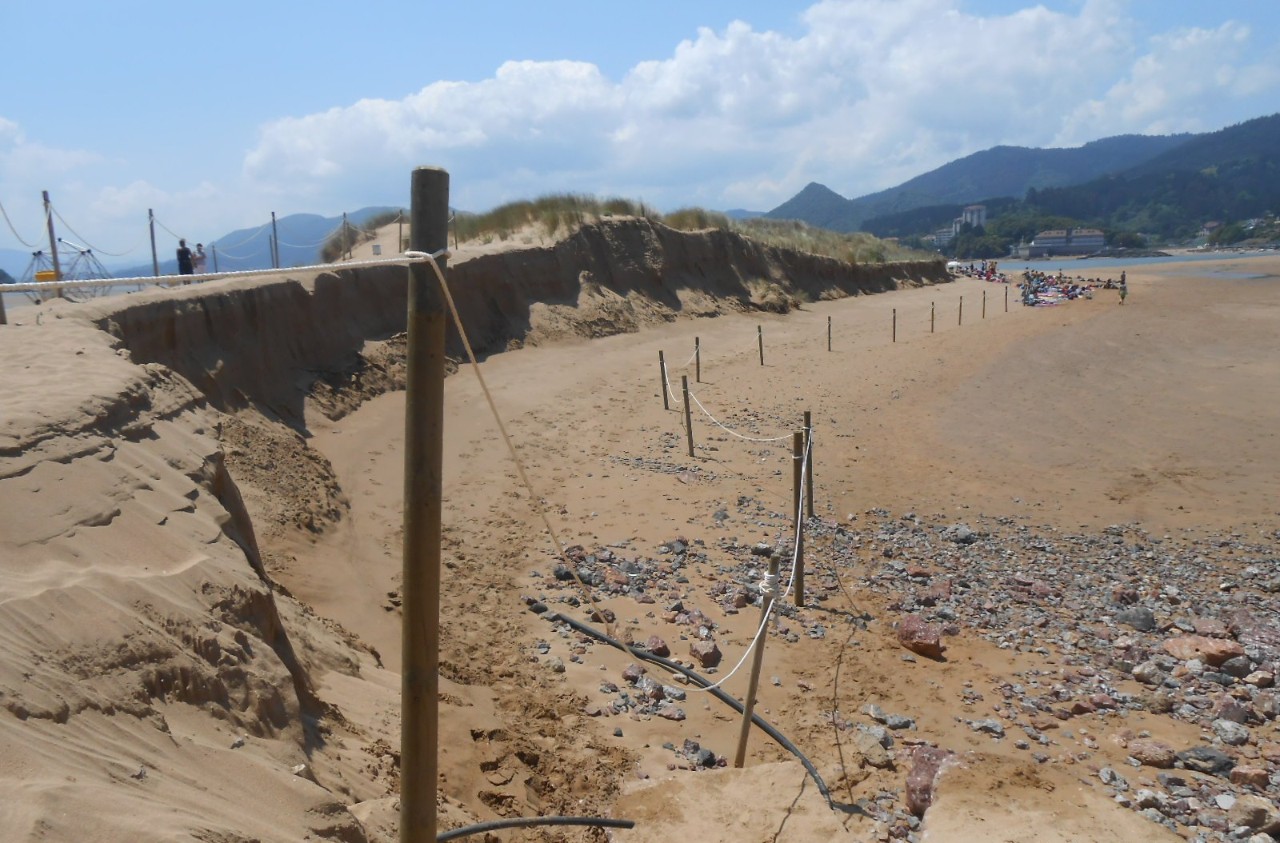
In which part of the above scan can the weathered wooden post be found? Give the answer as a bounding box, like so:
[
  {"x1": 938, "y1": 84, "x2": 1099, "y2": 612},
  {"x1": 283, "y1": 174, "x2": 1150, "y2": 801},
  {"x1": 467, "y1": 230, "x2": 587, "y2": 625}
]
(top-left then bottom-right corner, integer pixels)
[
  {"x1": 982, "y1": 289, "x2": 987, "y2": 319},
  {"x1": 695, "y1": 337, "x2": 701, "y2": 383},
  {"x1": 892, "y1": 308, "x2": 897, "y2": 343},
  {"x1": 757, "y1": 325, "x2": 764, "y2": 366},
  {"x1": 401, "y1": 166, "x2": 449, "y2": 843},
  {"x1": 827, "y1": 315, "x2": 832, "y2": 352},
  {"x1": 803, "y1": 410, "x2": 814, "y2": 517},
  {"x1": 148, "y1": 208, "x2": 159, "y2": 277},
  {"x1": 959, "y1": 295, "x2": 964, "y2": 326},
  {"x1": 931, "y1": 301, "x2": 935, "y2": 334},
  {"x1": 792, "y1": 430, "x2": 805, "y2": 608},
  {"x1": 682, "y1": 375, "x2": 695, "y2": 458},
  {"x1": 733, "y1": 553, "x2": 779, "y2": 768},
  {"x1": 1005, "y1": 285, "x2": 1009, "y2": 313},
  {"x1": 659, "y1": 351, "x2": 670, "y2": 409},
  {"x1": 0, "y1": 290, "x2": 7, "y2": 325}
]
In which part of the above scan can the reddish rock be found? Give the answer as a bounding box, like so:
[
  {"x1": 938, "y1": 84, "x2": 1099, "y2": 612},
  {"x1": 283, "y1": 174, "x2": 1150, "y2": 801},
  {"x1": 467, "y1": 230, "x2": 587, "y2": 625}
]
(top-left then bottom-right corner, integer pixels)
[
  {"x1": 1191, "y1": 616, "x2": 1230, "y2": 637},
  {"x1": 689, "y1": 640, "x2": 722, "y2": 669},
  {"x1": 1162, "y1": 635, "x2": 1244, "y2": 666},
  {"x1": 905, "y1": 747, "x2": 954, "y2": 817},
  {"x1": 1071, "y1": 700, "x2": 1097, "y2": 715},
  {"x1": 622, "y1": 663, "x2": 646, "y2": 683},
  {"x1": 897, "y1": 614, "x2": 946, "y2": 660},
  {"x1": 643, "y1": 636, "x2": 670, "y2": 658},
  {"x1": 1128, "y1": 739, "x2": 1177, "y2": 768},
  {"x1": 1089, "y1": 693, "x2": 1118, "y2": 709},
  {"x1": 1230, "y1": 766, "x2": 1271, "y2": 788}
]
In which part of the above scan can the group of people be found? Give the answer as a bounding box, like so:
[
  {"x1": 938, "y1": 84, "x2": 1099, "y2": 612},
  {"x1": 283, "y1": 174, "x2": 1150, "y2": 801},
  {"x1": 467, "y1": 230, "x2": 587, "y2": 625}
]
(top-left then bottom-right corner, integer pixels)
[
  {"x1": 1017, "y1": 269, "x2": 1128, "y2": 306},
  {"x1": 176, "y1": 239, "x2": 207, "y2": 276}
]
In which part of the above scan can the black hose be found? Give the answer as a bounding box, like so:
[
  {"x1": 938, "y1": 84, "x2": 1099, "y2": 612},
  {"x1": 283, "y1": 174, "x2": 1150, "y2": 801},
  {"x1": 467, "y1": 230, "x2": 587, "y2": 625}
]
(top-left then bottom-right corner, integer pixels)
[
  {"x1": 438, "y1": 816, "x2": 635, "y2": 841},
  {"x1": 536, "y1": 607, "x2": 863, "y2": 815}
]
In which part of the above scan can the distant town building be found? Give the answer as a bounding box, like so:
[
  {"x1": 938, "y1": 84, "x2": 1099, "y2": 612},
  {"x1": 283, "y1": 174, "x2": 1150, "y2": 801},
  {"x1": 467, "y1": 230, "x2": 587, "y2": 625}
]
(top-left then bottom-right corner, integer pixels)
[
  {"x1": 1014, "y1": 227, "x2": 1105, "y2": 258},
  {"x1": 961, "y1": 205, "x2": 987, "y2": 229}
]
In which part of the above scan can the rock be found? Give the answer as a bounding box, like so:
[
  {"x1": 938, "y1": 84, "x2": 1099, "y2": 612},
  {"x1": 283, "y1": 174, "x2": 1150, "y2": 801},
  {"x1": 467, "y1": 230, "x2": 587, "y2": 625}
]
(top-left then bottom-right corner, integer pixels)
[
  {"x1": 291, "y1": 763, "x2": 318, "y2": 783},
  {"x1": 622, "y1": 663, "x2": 646, "y2": 683},
  {"x1": 942, "y1": 525, "x2": 977, "y2": 545},
  {"x1": 855, "y1": 730, "x2": 893, "y2": 769},
  {"x1": 642, "y1": 635, "x2": 670, "y2": 657},
  {"x1": 657, "y1": 705, "x2": 686, "y2": 722},
  {"x1": 688, "y1": 640, "x2": 722, "y2": 669},
  {"x1": 1162, "y1": 635, "x2": 1245, "y2": 666},
  {"x1": 1228, "y1": 794, "x2": 1280, "y2": 834},
  {"x1": 546, "y1": 657, "x2": 565, "y2": 673},
  {"x1": 897, "y1": 614, "x2": 946, "y2": 660},
  {"x1": 1116, "y1": 607, "x2": 1157, "y2": 632},
  {"x1": 1132, "y1": 660, "x2": 1165, "y2": 685},
  {"x1": 1212, "y1": 719, "x2": 1251, "y2": 746},
  {"x1": 1244, "y1": 670, "x2": 1274, "y2": 688},
  {"x1": 1220, "y1": 655, "x2": 1255, "y2": 678},
  {"x1": 1128, "y1": 739, "x2": 1177, "y2": 768},
  {"x1": 905, "y1": 747, "x2": 954, "y2": 817},
  {"x1": 1176, "y1": 746, "x2": 1235, "y2": 776},
  {"x1": 970, "y1": 719, "x2": 1005, "y2": 738},
  {"x1": 1230, "y1": 766, "x2": 1271, "y2": 788}
]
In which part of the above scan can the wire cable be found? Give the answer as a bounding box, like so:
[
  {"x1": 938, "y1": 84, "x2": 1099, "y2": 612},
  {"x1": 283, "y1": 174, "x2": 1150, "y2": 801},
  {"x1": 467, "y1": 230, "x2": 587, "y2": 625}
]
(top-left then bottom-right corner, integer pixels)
[
  {"x1": 0, "y1": 197, "x2": 39, "y2": 247},
  {"x1": 49, "y1": 205, "x2": 142, "y2": 257}
]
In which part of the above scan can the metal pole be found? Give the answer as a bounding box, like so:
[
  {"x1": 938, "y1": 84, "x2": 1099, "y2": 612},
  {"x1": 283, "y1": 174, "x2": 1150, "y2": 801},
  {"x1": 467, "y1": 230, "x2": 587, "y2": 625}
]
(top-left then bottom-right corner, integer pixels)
[
  {"x1": 682, "y1": 376, "x2": 695, "y2": 458},
  {"x1": 733, "y1": 553, "x2": 778, "y2": 768},
  {"x1": 149, "y1": 209, "x2": 159, "y2": 277},
  {"x1": 757, "y1": 325, "x2": 764, "y2": 366},
  {"x1": 271, "y1": 211, "x2": 280, "y2": 268},
  {"x1": 401, "y1": 166, "x2": 449, "y2": 843},
  {"x1": 659, "y1": 351, "x2": 669, "y2": 410},
  {"x1": 804, "y1": 410, "x2": 814, "y2": 517},
  {"x1": 695, "y1": 337, "x2": 701, "y2": 383},
  {"x1": 792, "y1": 431, "x2": 805, "y2": 608},
  {"x1": 42, "y1": 191, "x2": 62, "y2": 296}
]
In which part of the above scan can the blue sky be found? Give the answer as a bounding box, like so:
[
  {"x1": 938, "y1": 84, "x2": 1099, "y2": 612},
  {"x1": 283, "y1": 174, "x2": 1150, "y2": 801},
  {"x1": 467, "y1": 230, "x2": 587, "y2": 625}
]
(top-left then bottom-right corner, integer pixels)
[{"x1": 1, "y1": 0, "x2": 1277, "y2": 265}]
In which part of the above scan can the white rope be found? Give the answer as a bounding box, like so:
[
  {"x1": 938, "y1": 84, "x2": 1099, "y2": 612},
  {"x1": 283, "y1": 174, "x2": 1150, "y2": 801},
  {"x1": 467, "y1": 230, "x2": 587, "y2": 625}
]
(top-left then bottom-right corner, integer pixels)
[
  {"x1": 212, "y1": 220, "x2": 273, "y2": 251},
  {"x1": 687, "y1": 389, "x2": 792, "y2": 443},
  {"x1": 0, "y1": 197, "x2": 39, "y2": 247},
  {"x1": 49, "y1": 205, "x2": 142, "y2": 257}
]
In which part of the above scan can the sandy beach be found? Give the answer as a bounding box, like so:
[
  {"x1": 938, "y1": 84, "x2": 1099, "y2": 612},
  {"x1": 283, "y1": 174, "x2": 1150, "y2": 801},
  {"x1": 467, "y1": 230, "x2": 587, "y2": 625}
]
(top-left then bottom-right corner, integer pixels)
[{"x1": 1, "y1": 231, "x2": 1277, "y2": 841}]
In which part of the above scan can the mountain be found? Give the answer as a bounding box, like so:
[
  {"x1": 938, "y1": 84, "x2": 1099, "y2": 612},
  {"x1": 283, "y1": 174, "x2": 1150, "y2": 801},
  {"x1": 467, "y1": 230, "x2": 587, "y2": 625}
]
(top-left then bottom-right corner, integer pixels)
[
  {"x1": 767, "y1": 132, "x2": 1197, "y2": 232},
  {"x1": 0, "y1": 248, "x2": 32, "y2": 279}
]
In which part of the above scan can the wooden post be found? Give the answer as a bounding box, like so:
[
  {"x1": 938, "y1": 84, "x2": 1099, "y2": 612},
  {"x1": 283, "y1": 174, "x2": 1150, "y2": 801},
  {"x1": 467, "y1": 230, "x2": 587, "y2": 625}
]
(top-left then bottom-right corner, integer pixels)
[
  {"x1": 211, "y1": 244, "x2": 219, "y2": 272},
  {"x1": 733, "y1": 553, "x2": 779, "y2": 768},
  {"x1": 792, "y1": 430, "x2": 805, "y2": 608},
  {"x1": 959, "y1": 295, "x2": 964, "y2": 326},
  {"x1": 343, "y1": 211, "x2": 350, "y2": 260},
  {"x1": 827, "y1": 315, "x2": 832, "y2": 352},
  {"x1": 930, "y1": 301, "x2": 935, "y2": 334},
  {"x1": 148, "y1": 208, "x2": 159, "y2": 277},
  {"x1": 43, "y1": 191, "x2": 62, "y2": 297},
  {"x1": 892, "y1": 308, "x2": 897, "y2": 343},
  {"x1": 803, "y1": 410, "x2": 814, "y2": 517},
  {"x1": 271, "y1": 211, "x2": 280, "y2": 268},
  {"x1": 1005, "y1": 285, "x2": 1009, "y2": 312},
  {"x1": 682, "y1": 375, "x2": 695, "y2": 458},
  {"x1": 982, "y1": 289, "x2": 987, "y2": 319},
  {"x1": 0, "y1": 290, "x2": 7, "y2": 325},
  {"x1": 401, "y1": 166, "x2": 449, "y2": 843},
  {"x1": 695, "y1": 337, "x2": 701, "y2": 383},
  {"x1": 757, "y1": 325, "x2": 764, "y2": 366},
  {"x1": 659, "y1": 351, "x2": 669, "y2": 410}
]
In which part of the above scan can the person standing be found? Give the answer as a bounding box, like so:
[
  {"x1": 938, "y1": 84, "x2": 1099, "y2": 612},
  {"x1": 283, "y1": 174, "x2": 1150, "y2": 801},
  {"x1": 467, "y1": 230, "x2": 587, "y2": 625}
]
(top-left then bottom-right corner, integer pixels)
[
  {"x1": 176, "y1": 239, "x2": 194, "y2": 276},
  {"x1": 193, "y1": 243, "x2": 207, "y2": 275}
]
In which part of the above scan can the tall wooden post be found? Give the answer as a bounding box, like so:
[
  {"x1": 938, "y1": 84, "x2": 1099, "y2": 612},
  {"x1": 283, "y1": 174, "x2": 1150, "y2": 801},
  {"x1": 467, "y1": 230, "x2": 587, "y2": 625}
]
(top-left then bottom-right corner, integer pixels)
[
  {"x1": 401, "y1": 166, "x2": 449, "y2": 843},
  {"x1": 982, "y1": 289, "x2": 987, "y2": 319},
  {"x1": 792, "y1": 431, "x2": 805, "y2": 608},
  {"x1": 930, "y1": 302, "x2": 935, "y2": 334},
  {"x1": 343, "y1": 211, "x2": 350, "y2": 259},
  {"x1": 271, "y1": 211, "x2": 280, "y2": 268},
  {"x1": 958, "y1": 295, "x2": 964, "y2": 326},
  {"x1": 1005, "y1": 286, "x2": 1009, "y2": 312},
  {"x1": 803, "y1": 410, "x2": 814, "y2": 517},
  {"x1": 695, "y1": 337, "x2": 701, "y2": 383},
  {"x1": 0, "y1": 290, "x2": 7, "y2": 325},
  {"x1": 43, "y1": 191, "x2": 62, "y2": 297},
  {"x1": 827, "y1": 315, "x2": 832, "y2": 352},
  {"x1": 659, "y1": 351, "x2": 669, "y2": 410},
  {"x1": 733, "y1": 553, "x2": 779, "y2": 768},
  {"x1": 892, "y1": 308, "x2": 897, "y2": 343},
  {"x1": 211, "y1": 244, "x2": 219, "y2": 272},
  {"x1": 148, "y1": 208, "x2": 159, "y2": 277},
  {"x1": 682, "y1": 375, "x2": 695, "y2": 458},
  {"x1": 757, "y1": 325, "x2": 764, "y2": 366}
]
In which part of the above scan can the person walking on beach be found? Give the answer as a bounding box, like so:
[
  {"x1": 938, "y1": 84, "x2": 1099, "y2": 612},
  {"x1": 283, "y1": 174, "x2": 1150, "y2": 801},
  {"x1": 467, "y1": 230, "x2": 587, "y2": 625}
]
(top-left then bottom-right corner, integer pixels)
[
  {"x1": 1118, "y1": 271, "x2": 1128, "y2": 305},
  {"x1": 176, "y1": 239, "x2": 194, "y2": 276},
  {"x1": 193, "y1": 243, "x2": 207, "y2": 275}
]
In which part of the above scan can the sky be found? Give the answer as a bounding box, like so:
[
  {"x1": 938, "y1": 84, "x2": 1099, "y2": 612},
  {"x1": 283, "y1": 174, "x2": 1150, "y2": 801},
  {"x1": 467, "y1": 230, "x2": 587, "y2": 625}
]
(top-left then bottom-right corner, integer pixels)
[{"x1": 1, "y1": 0, "x2": 1277, "y2": 266}]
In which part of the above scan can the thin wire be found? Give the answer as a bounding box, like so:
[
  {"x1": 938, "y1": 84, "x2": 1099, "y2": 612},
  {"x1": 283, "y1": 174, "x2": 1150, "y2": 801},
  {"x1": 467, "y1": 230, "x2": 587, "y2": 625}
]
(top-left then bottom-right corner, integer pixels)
[
  {"x1": 152, "y1": 216, "x2": 185, "y2": 241},
  {"x1": 49, "y1": 205, "x2": 142, "y2": 257},
  {"x1": 688, "y1": 389, "x2": 792, "y2": 442},
  {"x1": 0, "y1": 197, "x2": 39, "y2": 247},
  {"x1": 212, "y1": 220, "x2": 272, "y2": 250}
]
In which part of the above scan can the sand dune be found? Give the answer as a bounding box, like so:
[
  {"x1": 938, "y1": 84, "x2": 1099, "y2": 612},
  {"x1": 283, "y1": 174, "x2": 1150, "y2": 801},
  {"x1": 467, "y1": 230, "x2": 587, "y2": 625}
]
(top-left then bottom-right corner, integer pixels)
[{"x1": 2, "y1": 223, "x2": 1277, "y2": 841}]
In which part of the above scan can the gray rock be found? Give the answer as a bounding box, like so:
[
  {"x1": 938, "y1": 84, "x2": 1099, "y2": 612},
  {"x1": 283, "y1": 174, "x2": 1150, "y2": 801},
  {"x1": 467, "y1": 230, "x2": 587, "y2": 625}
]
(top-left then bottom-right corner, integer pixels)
[
  {"x1": 1116, "y1": 606, "x2": 1157, "y2": 632},
  {"x1": 1211, "y1": 718, "x2": 1250, "y2": 746},
  {"x1": 971, "y1": 719, "x2": 1005, "y2": 738},
  {"x1": 1176, "y1": 746, "x2": 1235, "y2": 776}
]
